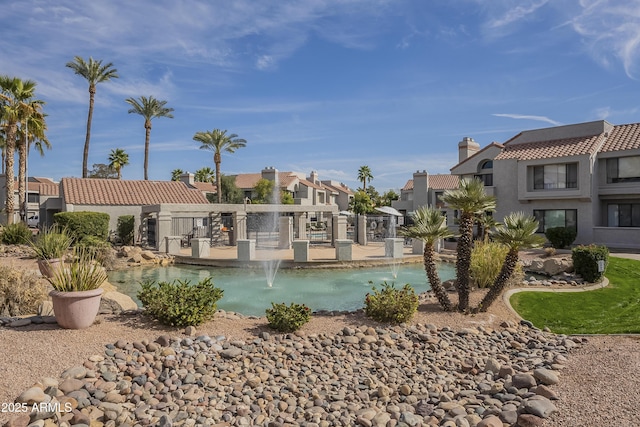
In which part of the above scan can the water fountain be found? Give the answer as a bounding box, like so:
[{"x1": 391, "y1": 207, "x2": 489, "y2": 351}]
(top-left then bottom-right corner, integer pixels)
[
  {"x1": 377, "y1": 206, "x2": 404, "y2": 279},
  {"x1": 262, "y1": 169, "x2": 283, "y2": 287}
]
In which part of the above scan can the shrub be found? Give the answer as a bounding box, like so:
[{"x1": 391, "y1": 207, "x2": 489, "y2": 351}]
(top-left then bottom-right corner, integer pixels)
[
  {"x1": 572, "y1": 245, "x2": 609, "y2": 283},
  {"x1": 266, "y1": 302, "x2": 311, "y2": 332},
  {"x1": 54, "y1": 212, "x2": 110, "y2": 242},
  {"x1": 47, "y1": 247, "x2": 108, "y2": 292},
  {"x1": 0, "y1": 265, "x2": 49, "y2": 316},
  {"x1": 30, "y1": 226, "x2": 72, "y2": 260},
  {"x1": 116, "y1": 215, "x2": 135, "y2": 245},
  {"x1": 138, "y1": 277, "x2": 224, "y2": 327},
  {"x1": 545, "y1": 227, "x2": 577, "y2": 249},
  {"x1": 0, "y1": 222, "x2": 33, "y2": 245},
  {"x1": 470, "y1": 240, "x2": 524, "y2": 288},
  {"x1": 544, "y1": 247, "x2": 557, "y2": 257},
  {"x1": 364, "y1": 282, "x2": 418, "y2": 324}
]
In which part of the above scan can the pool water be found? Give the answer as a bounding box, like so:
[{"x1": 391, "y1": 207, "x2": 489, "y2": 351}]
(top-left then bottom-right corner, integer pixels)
[{"x1": 108, "y1": 263, "x2": 456, "y2": 317}]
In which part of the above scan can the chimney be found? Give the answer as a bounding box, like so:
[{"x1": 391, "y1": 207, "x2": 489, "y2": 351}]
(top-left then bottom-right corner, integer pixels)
[
  {"x1": 458, "y1": 137, "x2": 480, "y2": 163},
  {"x1": 413, "y1": 170, "x2": 429, "y2": 208},
  {"x1": 261, "y1": 166, "x2": 278, "y2": 183},
  {"x1": 309, "y1": 170, "x2": 319, "y2": 184},
  {"x1": 179, "y1": 172, "x2": 195, "y2": 186}
]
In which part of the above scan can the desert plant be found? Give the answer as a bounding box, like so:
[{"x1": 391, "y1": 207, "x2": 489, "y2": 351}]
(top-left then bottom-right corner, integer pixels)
[
  {"x1": 138, "y1": 277, "x2": 224, "y2": 327},
  {"x1": 47, "y1": 247, "x2": 108, "y2": 292},
  {"x1": 0, "y1": 222, "x2": 32, "y2": 245},
  {"x1": 545, "y1": 227, "x2": 577, "y2": 249},
  {"x1": 265, "y1": 302, "x2": 312, "y2": 332},
  {"x1": 30, "y1": 226, "x2": 72, "y2": 260},
  {"x1": 470, "y1": 240, "x2": 524, "y2": 289},
  {"x1": 364, "y1": 282, "x2": 419, "y2": 324},
  {"x1": 572, "y1": 244, "x2": 609, "y2": 283},
  {"x1": 544, "y1": 247, "x2": 557, "y2": 257},
  {"x1": 0, "y1": 265, "x2": 49, "y2": 316},
  {"x1": 116, "y1": 215, "x2": 135, "y2": 245}
]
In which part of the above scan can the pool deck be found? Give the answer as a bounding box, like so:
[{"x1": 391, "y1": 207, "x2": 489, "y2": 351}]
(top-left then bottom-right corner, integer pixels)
[{"x1": 171, "y1": 242, "x2": 438, "y2": 269}]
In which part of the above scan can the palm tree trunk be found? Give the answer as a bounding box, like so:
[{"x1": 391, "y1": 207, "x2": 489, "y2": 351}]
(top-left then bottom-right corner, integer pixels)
[
  {"x1": 82, "y1": 86, "x2": 95, "y2": 178},
  {"x1": 4, "y1": 122, "x2": 17, "y2": 224},
  {"x1": 475, "y1": 249, "x2": 519, "y2": 313},
  {"x1": 424, "y1": 244, "x2": 453, "y2": 311},
  {"x1": 17, "y1": 134, "x2": 26, "y2": 222},
  {"x1": 214, "y1": 152, "x2": 222, "y2": 204},
  {"x1": 144, "y1": 121, "x2": 151, "y2": 180},
  {"x1": 455, "y1": 213, "x2": 474, "y2": 312}
]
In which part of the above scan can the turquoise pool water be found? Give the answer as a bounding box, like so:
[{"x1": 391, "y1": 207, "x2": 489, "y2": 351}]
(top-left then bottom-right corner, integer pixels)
[{"x1": 108, "y1": 263, "x2": 456, "y2": 317}]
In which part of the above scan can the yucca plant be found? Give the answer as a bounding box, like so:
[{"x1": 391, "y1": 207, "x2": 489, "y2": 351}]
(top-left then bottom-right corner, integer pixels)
[
  {"x1": 30, "y1": 226, "x2": 73, "y2": 260},
  {"x1": 47, "y1": 247, "x2": 107, "y2": 292}
]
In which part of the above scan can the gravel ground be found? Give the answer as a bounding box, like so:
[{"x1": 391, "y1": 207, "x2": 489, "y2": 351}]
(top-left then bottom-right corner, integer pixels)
[{"x1": 1, "y1": 254, "x2": 639, "y2": 426}]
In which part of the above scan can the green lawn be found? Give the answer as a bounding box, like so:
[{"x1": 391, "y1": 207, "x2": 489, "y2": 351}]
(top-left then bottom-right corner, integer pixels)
[{"x1": 510, "y1": 256, "x2": 640, "y2": 334}]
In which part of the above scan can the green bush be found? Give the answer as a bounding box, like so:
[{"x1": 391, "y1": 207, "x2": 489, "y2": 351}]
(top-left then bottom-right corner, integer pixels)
[
  {"x1": 116, "y1": 215, "x2": 135, "y2": 245},
  {"x1": 0, "y1": 265, "x2": 49, "y2": 316},
  {"x1": 0, "y1": 222, "x2": 33, "y2": 245},
  {"x1": 76, "y1": 236, "x2": 115, "y2": 270},
  {"x1": 53, "y1": 211, "x2": 110, "y2": 242},
  {"x1": 364, "y1": 282, "x2": 418, "y2": 324},
  {"x1": 470, "y1": 240, "x2": 524, "y2": 288},
  {"x1": 572, "y1": 244, "x2": 609, "y2": 283},
  {"x1": 545, "y1": 227, "x2": 577, "y2": 249},
  {"x1": 266, "y1": 302, "x2": 311, "y2": 332},
  {"x1": 30, "y1": 226, "x2": 73, "y2": 260},
  {"x1": 138, "y1": 277, "x2": 224, "y2": 327}
]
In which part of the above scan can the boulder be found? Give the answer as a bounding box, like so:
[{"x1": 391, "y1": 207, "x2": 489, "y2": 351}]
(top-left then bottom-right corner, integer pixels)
[
  {"x1": 543, "y1": 258, "x2": 572, "y2": 276},
  {"x1": 100, "y1": 291, "x2": 139, "y2": 314}
]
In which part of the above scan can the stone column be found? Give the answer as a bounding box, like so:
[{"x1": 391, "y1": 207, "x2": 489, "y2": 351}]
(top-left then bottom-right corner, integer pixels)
[
  {"x1": 191, "y1": 238, "x2": 210, "y2": 258},
  {"x1": 293, "y1": 240, "x2": 309, "y2": 262},
  {"x1": 279, "y1": 216, "x2": 293, "y2": 249},
  {"x1": 385, "y1": 238, "x2": 404, "y2": 259},
  {"x1": 335, "y1": 239, "x2": 353, "y2": 261},
  {"x1": 332, "y1": 215, "x2": 347, "y2": 244},
  {"x1": 156, "y1": 211, "x2": 173, "y2": 252},
  {"x1": 165, "y1": 236, "x2": 182, "y2": 255},
  {"x1": 232, "y1": 211, "x2": 247, "y2": 245},
  {"x1": 357, "y1": 214, "x2": 367, "y2": 245},
  {"x1": 237, "y1": 239, "x2": 255, "y2": 261},
  {"x1": 412, "y1": 238, "x2": 425, "y2": 255},
  {"x1": 295, "y1": 212, "x2": 308, "y2": 240}
]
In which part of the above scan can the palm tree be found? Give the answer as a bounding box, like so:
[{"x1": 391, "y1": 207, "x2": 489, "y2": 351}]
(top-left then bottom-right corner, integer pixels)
[
  {"x1": 195, "y1": 166, "x2": 215, "y2": 183},
  {"x1": 125, "y1": 96, "x2": 174, "y2": 180},
  {"x1": 475, "y1": 212, "x2": 545, "y2": 312},
  {"x1": 0, "y1": 131, "x2": 6, "y2": 175},
  {"x1": 193, "y1": 129, "x2": 247, "y2": 203},
  {"x1": 441, "y1": 178, "x2": 497, "y2": 312},
  {"x1": 66, "y1": 56, "x2": 119, "y2": 178},
  {"x1": 108, "y1": 148, "x2": 129, "y2": 179},
  {"x1": 357, "y1": 165, "x2": 373, "y2": 191},
  {"x1": 17, "y1": 100, "x2": 48, "y2": 219},
  {"x1": 171, "y1": 168, "x2": 184, "y2": 181},
  {"x1": 0, "y1": 76, "x2": 37, "y2": 224},
  {"x1": 399, "y1": 206, "x2": 454, "y2": 311}
]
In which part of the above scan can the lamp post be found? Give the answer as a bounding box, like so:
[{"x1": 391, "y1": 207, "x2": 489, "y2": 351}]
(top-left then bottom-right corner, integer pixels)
[{"x1": 22, "y1": 118, "x2": 29, "y2": 224}]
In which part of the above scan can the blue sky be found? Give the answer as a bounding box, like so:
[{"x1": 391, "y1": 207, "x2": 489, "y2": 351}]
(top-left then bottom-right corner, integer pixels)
[{"x1": 2, "y1": 0, "x2": 640, "y2": 191}]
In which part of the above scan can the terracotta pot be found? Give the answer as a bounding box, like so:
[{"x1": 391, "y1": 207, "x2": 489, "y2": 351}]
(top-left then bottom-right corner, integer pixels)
[
  {"x1": 49, "y1": 288, "x2": 104, "y2": 329},
  {"x1": 37, "y1": 258, "x2": 64, "y2": 278}
]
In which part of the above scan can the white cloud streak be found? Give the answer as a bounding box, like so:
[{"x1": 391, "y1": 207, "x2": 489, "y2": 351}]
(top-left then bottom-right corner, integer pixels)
[{"x1": 492, "y1": 114, "x2": 562, "y2": 126}]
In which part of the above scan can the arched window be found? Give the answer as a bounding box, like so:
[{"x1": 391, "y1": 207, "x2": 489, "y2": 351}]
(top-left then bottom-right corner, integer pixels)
[{"x1": 475, "y1": 160, "x2": 494, "y2": 186}]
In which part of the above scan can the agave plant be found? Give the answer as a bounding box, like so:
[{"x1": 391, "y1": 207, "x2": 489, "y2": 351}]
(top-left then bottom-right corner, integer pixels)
[{"x1": 47, "y1": 247, "x2": 107, "y2": 292}]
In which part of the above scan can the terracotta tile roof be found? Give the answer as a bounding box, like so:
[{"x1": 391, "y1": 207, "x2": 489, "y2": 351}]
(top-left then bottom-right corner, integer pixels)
[
  {"x1": 38, "y1": 183, "x2": 59, "y2": 196},
  {"x1": 494, "y1": 133, "x2": 605, "y2": 161},
  {"x1": 451, "y1": 142, "x2": 504, "y2": 170},
  {"x1": 190, "y1": 181, "x2": 217, "y2": 193},
  {"x1": 234, "y1": 172, "x2": 298, "y2": 189},
  {"x1": 61, "y1": 178, "x2": 209, "y2": 206},
  {"x1": 299, "y1": 179, "x2": 324, "y2": 190},
  {"x1": 321, "y1": 182, "x2": 354, "y2": 195},
  {"x1": 600, "y1": 123, "x2": 640, "y2": 152},
  {"x1": 401, "y1": 175, "x2": 459, "y2": 191}
]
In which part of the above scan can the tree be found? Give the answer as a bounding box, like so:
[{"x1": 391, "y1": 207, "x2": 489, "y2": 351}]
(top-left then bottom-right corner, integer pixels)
[
  {"x1": 0, "y1": 76, "x2": 37, "y2": 224},
  {"x1": 357, "y1": 165, "x2": 373, "y2": 191},
  {"x1": 194, "y1": 166, "x2": 215, "y2": 183},
  {"x1": 17, "y1": 99, "x2": 48, "y2": 219},
  {"x1": 281, "y1": 191, "x2": 294, "y2": 205},
  {"x1": 350, "y1": 190, "x2": 374, "y2": 215},
  {"x1": 253, "y1": 178, "x2": 274, "y2": 204},
  {"x1": 475, "y1": 212, "x2": 544, "y2": 312},
  {"x1": 441, "y1": 178, "x2": 496, "y2": 313},
  {"x1": 193, "y1": 129, "x2": 246, "y2": 203},
  {"x1": 0, "y1": 132, "x2": 5, "y2": 174},
  {"x1": 377, "y1": 189, "x2": 399, "y2": 207},
  {"x1": 88, "y1": 163, "x2": 118, "y2": 179},
  {"x1": 400, "y1": 207, "x2": 454, "y2": 312},
  {"x1": 108, "y1": 148, "x2": 129, "y2": 179},
  {"x1": 66, "y1": 56, "x2": 119, "y2": 178},
  {"x1": 171, "y1": 169, "x2": 184, "y2": 181},
  {"x1": 125, "y1": 96, "x2": 174, "y2": 180},
  {"x1": 219, "y1": 174, "x2": 243, "y2": 204}
]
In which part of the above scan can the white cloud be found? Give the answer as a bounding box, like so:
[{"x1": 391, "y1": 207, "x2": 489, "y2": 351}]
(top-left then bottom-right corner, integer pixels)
[
  {"x1": 487, "y1": 0, "x2": 550, "y2": 29},
  {"x1": 492, "y1": 113, "x2": 562, "y2": 126}
]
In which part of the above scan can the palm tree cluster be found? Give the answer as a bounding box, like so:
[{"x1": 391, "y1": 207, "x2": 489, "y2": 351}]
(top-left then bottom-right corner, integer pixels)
[{"x1": 400, "y1": 178, "x2": 544, "y2": 314}]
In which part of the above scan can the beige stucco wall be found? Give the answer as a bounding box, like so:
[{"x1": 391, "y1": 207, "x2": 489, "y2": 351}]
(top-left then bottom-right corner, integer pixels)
[{"x1": 64, "y1": 204, "x2": 144, "y2": 242}]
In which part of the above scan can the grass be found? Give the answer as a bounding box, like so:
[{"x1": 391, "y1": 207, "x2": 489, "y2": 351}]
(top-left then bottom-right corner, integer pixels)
[{"x1": 510, "y1": 256, "x2": 640, "y2": 334}]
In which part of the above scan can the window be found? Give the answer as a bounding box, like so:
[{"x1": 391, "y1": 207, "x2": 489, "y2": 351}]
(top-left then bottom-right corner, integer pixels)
[
  {"x1": 481, "y1": 160, "x2": 493, "y2": 169},
  {"x1": 474, "y1": 173, "x2": 493, "y2": 186},
  {"x1": 608, "y1": 204, "x2": 640, "y2": 227},
  {"x1": 435, "y1": 192, "x2": 445, "y2": 208},
  {"x1": 533, "y1": 209, "x2": 577, "y2": 233},
  {"x1": 27, "y1": 193, "x2": 40, "y2": 203},
  {"x1": 607, "y1": 156, "x2": 640, "y2": 183},
  {"x1": 533, "y1": 164, "x2": 578, "y2": 190}
]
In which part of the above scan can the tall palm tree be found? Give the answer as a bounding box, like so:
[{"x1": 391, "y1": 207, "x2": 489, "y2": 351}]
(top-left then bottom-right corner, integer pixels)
[
  {"x1": 400, "y1": 206, "x2": 454, "y2": 311},
  {"x1": 193, "y1": 129, "x2": 247, "y2": 203},
  {"x1": 17, "y1": 100, "x2": 48, "y2": 219},
  {"x1": 108, "y1": 148, "x2": 129, "y2": 179},
  {"x1": 66, "y1": 56, "x2": 119, "y2": 178},
  {"x1": 125, "y1": 96, "x2": 174, "y2": 180},
  {"x1": 475, "y1": 212, "x2": 545, "y2": 312},
  {"x1": 441, "y1": 178, "x2": 497, "y2": 312},
  {"x1": 194, "y1": 166, "x2": 215, "y2": 183},
  {"x1": 171, "y1": 168, "x2": 184, "y2": 181},
  {"x1": 0, "y1": 76, "x2": 37, "y2": 224},
  {"x1": 357, "y1": 165, "x2": 373, "y2": 191},
  {"x1": 0, "y1": 131, "x2": 6, "y2": 175}
]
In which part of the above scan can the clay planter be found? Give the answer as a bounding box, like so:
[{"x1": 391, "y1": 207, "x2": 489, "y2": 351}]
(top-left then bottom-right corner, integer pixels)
[
  {"x1": 37, "y1": 258, "x2": 64, "y2": 278},
  {"x1": 49, "y1": 288, "x2": 104, "y2": 329}
]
